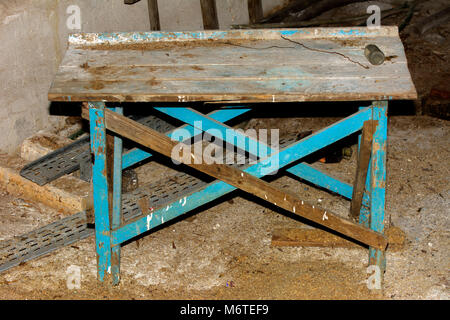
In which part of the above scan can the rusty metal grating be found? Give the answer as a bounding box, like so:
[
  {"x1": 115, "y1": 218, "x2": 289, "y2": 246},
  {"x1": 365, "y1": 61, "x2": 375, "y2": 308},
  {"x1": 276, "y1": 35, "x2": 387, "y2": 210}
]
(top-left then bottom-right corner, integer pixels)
[{"x1": 20, "y1": 115, "x2": 177, "y2": 186}]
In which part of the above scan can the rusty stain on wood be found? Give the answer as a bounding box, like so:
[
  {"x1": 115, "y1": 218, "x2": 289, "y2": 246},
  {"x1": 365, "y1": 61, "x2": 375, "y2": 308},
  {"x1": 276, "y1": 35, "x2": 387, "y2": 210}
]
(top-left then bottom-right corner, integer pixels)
[{"x1": 106, "y1": 133, "x2": 115, "y2": 224}]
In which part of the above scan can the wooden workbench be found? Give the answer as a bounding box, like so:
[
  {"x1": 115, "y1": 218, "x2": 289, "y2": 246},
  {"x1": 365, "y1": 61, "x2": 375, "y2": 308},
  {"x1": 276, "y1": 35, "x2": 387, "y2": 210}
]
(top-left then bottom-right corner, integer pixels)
[{"x1": 48, "y1": 27, "x2": 417, "y2": 288}]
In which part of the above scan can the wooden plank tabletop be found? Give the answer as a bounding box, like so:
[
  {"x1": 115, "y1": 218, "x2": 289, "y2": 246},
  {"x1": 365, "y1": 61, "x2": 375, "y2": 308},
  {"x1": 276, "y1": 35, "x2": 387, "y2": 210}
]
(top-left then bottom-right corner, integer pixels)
[{"x1": 48, "y1": 27, "x2": 417, "y2": 103}]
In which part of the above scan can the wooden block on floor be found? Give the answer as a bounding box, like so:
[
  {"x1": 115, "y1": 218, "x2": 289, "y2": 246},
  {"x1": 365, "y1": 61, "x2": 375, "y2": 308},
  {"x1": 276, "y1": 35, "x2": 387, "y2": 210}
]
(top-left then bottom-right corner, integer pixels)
[
  {"x1": 20, "y1": 132, "x2": 74, "y2": 162},
  {"x1": 0, "y1": 153, "x2": 91, "y2": 215},
  {"x1": 271, "y1": 226, "x2": 406, "y2": 251}
]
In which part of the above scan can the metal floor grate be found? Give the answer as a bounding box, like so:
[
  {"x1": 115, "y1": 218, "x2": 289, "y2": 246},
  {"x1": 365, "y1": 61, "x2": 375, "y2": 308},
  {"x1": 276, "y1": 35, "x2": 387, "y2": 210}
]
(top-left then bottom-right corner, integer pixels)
[{"x1": 20, "y1": 115, "x2": 177, "y2": 186}]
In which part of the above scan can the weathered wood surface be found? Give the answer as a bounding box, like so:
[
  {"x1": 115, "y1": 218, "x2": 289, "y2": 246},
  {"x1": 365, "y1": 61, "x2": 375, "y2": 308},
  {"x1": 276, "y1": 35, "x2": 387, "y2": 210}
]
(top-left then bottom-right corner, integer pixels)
[
  {"x1": 49, "y1": 27, "x2": 417, "y2": 103},
  {"x1": 81, "y1": 105, "x2": 388, "y2": 250}
]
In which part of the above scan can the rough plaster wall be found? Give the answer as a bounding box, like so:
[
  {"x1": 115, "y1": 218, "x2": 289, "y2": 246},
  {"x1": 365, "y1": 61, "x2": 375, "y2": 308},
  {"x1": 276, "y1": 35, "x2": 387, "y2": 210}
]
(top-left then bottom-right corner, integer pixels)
[
  {"x1": 0, "y1": 0, "x2": 150, "y2": 153},
  {"x1": 0, "y1": 1, "x2": 58, "y2": 154},
  {"x1": 0, "y1": 0, "x2": 285, "y2": 153}
]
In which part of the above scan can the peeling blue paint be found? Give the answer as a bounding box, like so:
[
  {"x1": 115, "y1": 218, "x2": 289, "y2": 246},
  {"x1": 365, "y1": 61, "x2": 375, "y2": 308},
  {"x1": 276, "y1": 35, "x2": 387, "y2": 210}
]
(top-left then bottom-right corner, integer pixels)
[
  {"x1": 330, "y1": 29, "x2": 367, "y2": 36},
  {"x1": 68, "y1": 27, "x2": 392, "y2": 46}
]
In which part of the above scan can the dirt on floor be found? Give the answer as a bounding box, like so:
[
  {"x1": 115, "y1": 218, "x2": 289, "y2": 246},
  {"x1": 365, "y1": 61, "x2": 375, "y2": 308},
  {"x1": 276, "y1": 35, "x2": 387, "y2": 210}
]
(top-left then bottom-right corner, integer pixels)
[{"x1": 0, "y1": 0, "x2": 449, "y2": 300}]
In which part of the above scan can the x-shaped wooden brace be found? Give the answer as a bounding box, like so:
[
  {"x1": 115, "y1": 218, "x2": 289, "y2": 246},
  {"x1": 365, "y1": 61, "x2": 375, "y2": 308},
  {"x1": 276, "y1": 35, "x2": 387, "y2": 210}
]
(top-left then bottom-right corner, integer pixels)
[{"x1": 82, "y1": 104, "x2": 387, "y2": 251}]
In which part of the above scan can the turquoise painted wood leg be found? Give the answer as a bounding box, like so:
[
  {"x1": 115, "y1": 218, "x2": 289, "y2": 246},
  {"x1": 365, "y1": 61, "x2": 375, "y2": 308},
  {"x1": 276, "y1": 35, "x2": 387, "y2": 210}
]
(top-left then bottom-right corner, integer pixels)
[
  {"x1": 110, "y1": 106, "x2": 123, "y2": 286},
  {"x1": 368, "y1": 101, "x2": 388, "y2": 282},
  {"x1": 89, "y1": 102, "x2": 112, "y2": 282}
]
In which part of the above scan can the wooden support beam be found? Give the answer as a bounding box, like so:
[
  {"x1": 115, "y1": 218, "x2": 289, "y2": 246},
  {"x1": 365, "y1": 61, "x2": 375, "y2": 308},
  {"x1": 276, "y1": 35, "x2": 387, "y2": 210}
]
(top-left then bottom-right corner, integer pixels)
[
  {"x1": 350, "y1": 120, "x2": 377, "y2": 220},
  {"x1": 200, "y1": 0, "x2": 219, "y2": 30},
  {"x1": 248, "y1": 0, "x2": 263, "y2": 24},
  {"x1": 106, "y1": 132, "x2": 120, "y2": 284},
  {"x1": 287, "y1": 0, "x2": 367, "y2": 23},
  {"x1": 147, "y1": 0, "x2": 160, "y2": 31},
  {"x1": 82, "y1": 106, "x2": 388, "y2": 250}
]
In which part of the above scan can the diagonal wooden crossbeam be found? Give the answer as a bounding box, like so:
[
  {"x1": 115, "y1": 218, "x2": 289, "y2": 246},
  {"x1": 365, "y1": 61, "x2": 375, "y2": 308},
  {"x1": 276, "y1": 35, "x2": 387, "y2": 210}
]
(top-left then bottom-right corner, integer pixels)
[{"x1": 83, "y1": 107, "x2": 387, "y2": 250}]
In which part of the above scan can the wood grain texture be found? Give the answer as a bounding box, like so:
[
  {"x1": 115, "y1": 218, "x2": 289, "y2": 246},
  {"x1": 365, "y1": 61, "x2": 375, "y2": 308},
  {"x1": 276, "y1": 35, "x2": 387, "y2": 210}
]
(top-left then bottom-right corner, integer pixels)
[
  {"x1": 81, "y1": 106, "x2": 388, "y2": 250},
  {"x1": 49, "y1": 27, "x2": 417, "y2": 103}
]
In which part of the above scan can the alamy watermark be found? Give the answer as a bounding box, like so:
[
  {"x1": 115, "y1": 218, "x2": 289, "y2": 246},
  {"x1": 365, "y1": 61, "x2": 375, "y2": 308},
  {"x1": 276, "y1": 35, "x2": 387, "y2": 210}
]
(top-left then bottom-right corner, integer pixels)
[
  {"x1": 66, "y1": 5, "x2": 81, "y2": 30},
  {"x1": 366, "y1": 265, "x2": 382, "y2": 290},
  {"x1": 367, "y1": 5, "x2": 381, "y2": 29}
]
